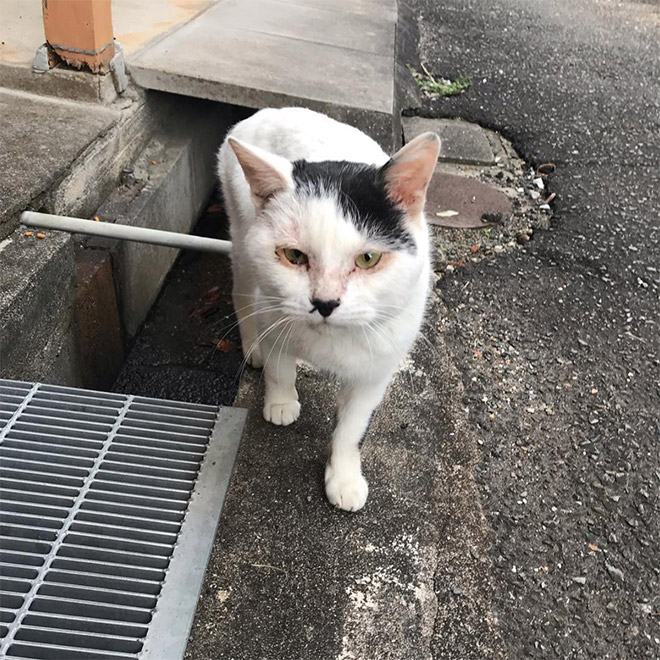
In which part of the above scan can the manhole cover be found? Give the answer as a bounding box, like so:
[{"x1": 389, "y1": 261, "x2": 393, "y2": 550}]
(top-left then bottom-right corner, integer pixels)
[{"x1": 0, "y1": 379, "x2": 245, "y2": 659}]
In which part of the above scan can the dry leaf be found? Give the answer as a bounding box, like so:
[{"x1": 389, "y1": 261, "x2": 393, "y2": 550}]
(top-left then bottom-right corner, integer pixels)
[
  {"x1": 588, "y1": 543, "x2": 599, "y2": 552},
  {"x1": 190, "y1": 300, "x2": 221, "y2": 319},
  {"x1": 216, "y1": 339, "x2": 236, "y2": 352},
  {"x1": 204, "y1": 286, "x2": 221, "y2": 302}
]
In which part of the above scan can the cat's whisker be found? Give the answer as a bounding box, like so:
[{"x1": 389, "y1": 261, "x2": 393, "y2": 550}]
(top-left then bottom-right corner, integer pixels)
[
  {"x1": 367, "y1": 320, "x2": 415, "y2": 396},
  {"x1": 360, "y1": 326, "x2": 374, "y2": 381},
  {"x1": 414, "y1": 330, "x2": 440, "y2": 357},
  {"x1": 235, "y1": 316, "x2": 290, "y2": 382},
  {"x1": 246, "y1": 316, "x2": 289, "y2": 361},
  {"x1": 260, "y1": 317, "x2": 294, "y2": 385},
  {"x1": 230, "y1": 292, "x2": 286, "y2": 301},
  {"x1": 276, "y1": 320, "x2": 297, "y2": 386},
  {"x1": 211, "y1": 303, "x2": 285, "y2": 355},
  {"x1": 214, "y1": 302, "x2": 285, "y2": 334}
]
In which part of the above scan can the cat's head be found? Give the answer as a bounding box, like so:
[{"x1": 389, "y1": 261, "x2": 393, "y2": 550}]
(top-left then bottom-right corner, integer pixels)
[{"x1": 228, "y1": 132, "x2": 440, "y2": 328}]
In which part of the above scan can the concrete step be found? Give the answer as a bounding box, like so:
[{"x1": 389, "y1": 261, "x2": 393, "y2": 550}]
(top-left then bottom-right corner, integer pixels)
[
  {"x1": 0, "y1": 88, "x2": 120, "y2": 241},
  {"x1": 127, "y1": 0, "x2": 400, "y2": 149}
]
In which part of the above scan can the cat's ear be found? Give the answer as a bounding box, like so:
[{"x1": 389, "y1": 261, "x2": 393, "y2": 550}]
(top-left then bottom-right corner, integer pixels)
[
  {"x1": 381, "y1": 132, "x2": 440, "y2": 219},
  {"x1": 228, "y1": 137, "x2": 294, "y2": 209}
]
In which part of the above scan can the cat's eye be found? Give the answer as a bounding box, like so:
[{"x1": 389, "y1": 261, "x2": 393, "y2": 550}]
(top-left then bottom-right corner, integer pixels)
[
  {"x1": 282, "y1": 248, "x2": 309, "y2": 266},
  {"x1": 355, "y1": 251, "x2": 382, "y2": 269}
]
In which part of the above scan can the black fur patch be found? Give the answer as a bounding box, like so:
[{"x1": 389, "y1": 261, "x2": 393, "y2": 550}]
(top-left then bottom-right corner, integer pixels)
[{"x1": 291, "y1": 160, "x2": 415, "y2": 250}]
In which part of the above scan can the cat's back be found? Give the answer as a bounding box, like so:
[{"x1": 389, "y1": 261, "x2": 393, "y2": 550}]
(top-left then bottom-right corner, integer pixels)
[{"x1": 222, "y1": 107, "x2": 388, "y2": 166}]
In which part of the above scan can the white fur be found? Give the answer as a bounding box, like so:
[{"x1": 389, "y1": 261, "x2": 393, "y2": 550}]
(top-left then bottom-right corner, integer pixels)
[{"x1": 217, "y1": 108, "x2": 437, "y2": 511}]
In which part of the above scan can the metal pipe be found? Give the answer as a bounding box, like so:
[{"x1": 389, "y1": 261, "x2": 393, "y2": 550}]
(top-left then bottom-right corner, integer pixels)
[{"x1": 21, "y1": 211, "x2": 233, "y2": 254}]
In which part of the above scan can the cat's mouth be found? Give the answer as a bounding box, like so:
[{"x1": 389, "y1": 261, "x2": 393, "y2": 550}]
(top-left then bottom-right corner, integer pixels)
[{"x1": 307, "y1": 316, "x2": 333, "y2": 329}]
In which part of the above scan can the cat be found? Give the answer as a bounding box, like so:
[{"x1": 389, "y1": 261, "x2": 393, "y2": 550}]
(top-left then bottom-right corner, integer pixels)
[{"x1": 217, "y1": 107, "x2": 439, "y2": 511}]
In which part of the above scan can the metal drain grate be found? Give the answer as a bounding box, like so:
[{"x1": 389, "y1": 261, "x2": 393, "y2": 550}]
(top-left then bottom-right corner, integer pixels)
[{"x1": 0, "y1": 379, "x2": 245, "y2": 659}]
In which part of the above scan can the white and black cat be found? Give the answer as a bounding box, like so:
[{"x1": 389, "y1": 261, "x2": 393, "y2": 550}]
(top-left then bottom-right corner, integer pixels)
[{"x1": 217, "y1": 107, "x2": 439, "y2": 511}]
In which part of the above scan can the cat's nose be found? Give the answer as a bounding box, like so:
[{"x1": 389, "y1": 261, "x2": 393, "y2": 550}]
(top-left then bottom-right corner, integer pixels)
[{"x1": 311, "y1": 298, "x2": 340, "y2": 318}]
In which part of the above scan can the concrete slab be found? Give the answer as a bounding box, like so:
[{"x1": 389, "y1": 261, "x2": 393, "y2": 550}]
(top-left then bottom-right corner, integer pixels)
[
  {"x1": 204, "y1": 0, "x2": 394, "y2": 54},
  {"x1": 113, "y1": 0, "x2": 217, "y2": 56},
  {"x1": 0, "y1": 88, "x2": 120, "y2": 240},
  {"x1": 128, "y1": 0, "x2": 398, "y2": 148},
  {"x1": 403, "y1": 117, "x2": 497, "y2": 166}
]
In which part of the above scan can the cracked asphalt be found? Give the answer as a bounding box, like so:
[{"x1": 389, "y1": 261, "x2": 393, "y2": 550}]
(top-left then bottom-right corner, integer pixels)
[{"x1": 411, "y1": 0, "x2": 660, "y2": 657}]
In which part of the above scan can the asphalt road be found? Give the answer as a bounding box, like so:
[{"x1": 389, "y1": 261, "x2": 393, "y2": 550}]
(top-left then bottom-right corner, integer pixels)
[{"x1": 410, "y1": 0, "x2": 660, "y2": 657}]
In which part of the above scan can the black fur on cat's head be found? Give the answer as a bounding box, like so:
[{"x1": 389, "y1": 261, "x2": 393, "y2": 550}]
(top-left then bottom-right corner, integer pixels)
[{"x1": 291, "y1": 160, "x2": 415, "y2": 251}]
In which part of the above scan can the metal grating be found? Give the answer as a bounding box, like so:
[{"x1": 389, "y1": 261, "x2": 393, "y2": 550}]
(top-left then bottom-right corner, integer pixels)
[{"x1": 0, "y1": 379, "x2": 245, "y2": 659}]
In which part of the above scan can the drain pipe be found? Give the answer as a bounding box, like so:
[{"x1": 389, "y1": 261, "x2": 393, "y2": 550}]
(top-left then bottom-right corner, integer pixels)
[{"x1": 21, "y1": 211, "x2": 233, "y2": 254}]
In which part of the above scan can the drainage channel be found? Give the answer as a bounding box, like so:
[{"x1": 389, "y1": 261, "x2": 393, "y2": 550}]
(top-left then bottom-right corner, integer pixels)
[
  {"x1": 0, "y1": 378, "x2": 246, "y2": 659},
  {"x1": 111, "y1": 196, "x2": 244, "y2": 408}
]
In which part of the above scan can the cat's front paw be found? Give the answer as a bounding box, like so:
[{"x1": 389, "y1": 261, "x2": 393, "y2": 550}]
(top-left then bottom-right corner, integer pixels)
[
  {"x1": 263, "y1": 399, "x2": 301, "y2": 426},
  {"x1": 325, "y1": 464, "x2": 369, "y2": 512}
]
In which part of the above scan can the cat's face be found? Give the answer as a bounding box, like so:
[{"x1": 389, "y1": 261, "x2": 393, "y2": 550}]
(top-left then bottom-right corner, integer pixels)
[{"x1": 230, "y1": 134, "x2": 440, "y2": 329}]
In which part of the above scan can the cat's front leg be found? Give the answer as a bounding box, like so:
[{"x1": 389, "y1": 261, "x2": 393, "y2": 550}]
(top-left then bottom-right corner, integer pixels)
[
  {"x1": 261, "y1": 332, "x2": 300, "y2": 426},
  {"x1": 325, "y1": 379, "x2": 389, "y2": 512}
]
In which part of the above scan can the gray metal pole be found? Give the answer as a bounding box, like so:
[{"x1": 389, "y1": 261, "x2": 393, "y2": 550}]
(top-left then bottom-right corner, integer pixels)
[{"x1": 21, "y1": 211, "x2": 233, "y2": 255}]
